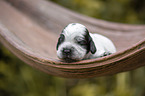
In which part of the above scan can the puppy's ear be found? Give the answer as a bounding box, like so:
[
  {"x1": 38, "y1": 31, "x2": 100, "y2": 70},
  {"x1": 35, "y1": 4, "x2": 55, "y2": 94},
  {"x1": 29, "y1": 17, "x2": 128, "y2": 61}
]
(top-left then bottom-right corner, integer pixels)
[
  {"x1": 85, "y1": 29, "x2": 96, "y2": 54},
  {"x1": 90, "y1": 39, "x2": 96, "y2": 54},
  {"x1": 56, "y1": 42, "x2": 60, "y2": 50},
  {"x1": 89, "y1": 36, "x2": 96, "y2": 54},
  {"x1": 56, "y1": 34, "x2": 65, "y2": 50}
]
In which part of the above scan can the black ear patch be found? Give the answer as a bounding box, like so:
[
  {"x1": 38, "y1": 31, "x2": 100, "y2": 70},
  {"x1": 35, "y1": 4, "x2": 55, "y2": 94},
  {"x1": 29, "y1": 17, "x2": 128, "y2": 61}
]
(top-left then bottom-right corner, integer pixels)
[
  {"x1": 56, "y1": 34, "x2": 65, "y2": 50},
  {"x1": 85, "y1": 29, "x2": 97, "y2": 54},
  {"x1": 90, "y1": 39, "x2": 96, "y2": 54}
]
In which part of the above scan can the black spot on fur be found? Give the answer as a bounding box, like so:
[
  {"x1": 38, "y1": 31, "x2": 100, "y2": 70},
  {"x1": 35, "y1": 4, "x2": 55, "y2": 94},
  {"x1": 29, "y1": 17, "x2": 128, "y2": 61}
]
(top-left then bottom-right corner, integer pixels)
[
  {"x1": 56, "y1": 34, "x2": 65, "y2": 50},
  {"x1": 71, "y1": 23, "x2": 76, "y2": 25}
]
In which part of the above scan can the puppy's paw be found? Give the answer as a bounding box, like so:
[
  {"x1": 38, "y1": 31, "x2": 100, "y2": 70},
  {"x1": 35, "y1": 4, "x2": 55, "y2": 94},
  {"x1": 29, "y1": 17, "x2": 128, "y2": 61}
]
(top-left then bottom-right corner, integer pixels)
[
  {"x1": 103, "y1": 52, "x2": 112, "y2": 56},
  {"x1": 100, "y1": 52, "x2": 112, "y2": 57}
]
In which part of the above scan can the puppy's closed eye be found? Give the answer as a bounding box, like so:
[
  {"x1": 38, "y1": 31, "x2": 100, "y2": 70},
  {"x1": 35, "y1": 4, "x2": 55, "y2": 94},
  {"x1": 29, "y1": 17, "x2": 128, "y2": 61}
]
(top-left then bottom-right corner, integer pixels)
[
  {"x1": 56, "y1": 34, "x2": 65, "y2": 50},
  {"x1": 77, "y1": 40, "x2": 87, "y2": 45},
  {"x1": 75, "y1": 37, "x2": 87, "y2": 45}
]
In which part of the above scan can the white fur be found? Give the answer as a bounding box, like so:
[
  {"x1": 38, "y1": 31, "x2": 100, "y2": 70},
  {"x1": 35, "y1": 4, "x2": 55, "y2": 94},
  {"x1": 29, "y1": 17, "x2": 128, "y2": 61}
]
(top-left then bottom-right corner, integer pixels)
[{"x1": 64, "y1": 23, "x2": 86, "y2": 36}]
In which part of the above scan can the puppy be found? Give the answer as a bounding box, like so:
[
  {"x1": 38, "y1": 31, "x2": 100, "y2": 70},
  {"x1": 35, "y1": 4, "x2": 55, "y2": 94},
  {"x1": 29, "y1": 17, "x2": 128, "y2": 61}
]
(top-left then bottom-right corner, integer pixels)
[{"x1": 56, "y1": 23, "x2": 116, "y2": 62}]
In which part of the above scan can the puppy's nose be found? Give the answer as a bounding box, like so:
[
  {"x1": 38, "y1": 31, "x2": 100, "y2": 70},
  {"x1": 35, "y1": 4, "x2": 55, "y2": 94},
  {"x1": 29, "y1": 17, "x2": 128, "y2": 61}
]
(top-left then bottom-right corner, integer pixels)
[{"x1": 63, "y1": 48, "x2": 72, "y2": 54}]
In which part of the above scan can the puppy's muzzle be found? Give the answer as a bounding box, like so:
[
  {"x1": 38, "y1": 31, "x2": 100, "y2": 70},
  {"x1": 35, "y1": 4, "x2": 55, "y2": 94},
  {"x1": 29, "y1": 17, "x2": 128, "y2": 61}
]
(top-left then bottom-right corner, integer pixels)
[
  {"x1": 62, "y1": 48, "x2": 72, "y2": 55},
  {"x1": 61, "y1": 47, "x2": 74, "y2": 60}
]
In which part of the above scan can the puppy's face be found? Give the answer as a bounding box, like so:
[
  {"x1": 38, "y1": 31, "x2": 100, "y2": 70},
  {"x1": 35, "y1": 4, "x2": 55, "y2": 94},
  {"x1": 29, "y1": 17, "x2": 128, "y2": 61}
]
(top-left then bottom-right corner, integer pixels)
[{"x1": 56, "y1": 23, "x2": 96, "y2": 62}]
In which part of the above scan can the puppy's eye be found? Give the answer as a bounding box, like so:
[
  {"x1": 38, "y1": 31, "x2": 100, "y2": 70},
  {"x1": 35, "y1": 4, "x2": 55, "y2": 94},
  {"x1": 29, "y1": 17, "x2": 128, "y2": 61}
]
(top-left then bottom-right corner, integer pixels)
[
  {"x1": 75, "y1": 36, "x2": 87, "y2": 46},
  {"x1": 77, "y1": 39, "x2": 87, "y2": 45}
]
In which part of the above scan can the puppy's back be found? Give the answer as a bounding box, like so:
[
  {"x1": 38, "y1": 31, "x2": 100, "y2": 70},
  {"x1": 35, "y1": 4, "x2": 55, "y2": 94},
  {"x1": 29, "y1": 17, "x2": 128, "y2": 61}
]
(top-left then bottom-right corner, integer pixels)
[{"x1": 90, "y1": 33, "x2": 116, "y2": 55}]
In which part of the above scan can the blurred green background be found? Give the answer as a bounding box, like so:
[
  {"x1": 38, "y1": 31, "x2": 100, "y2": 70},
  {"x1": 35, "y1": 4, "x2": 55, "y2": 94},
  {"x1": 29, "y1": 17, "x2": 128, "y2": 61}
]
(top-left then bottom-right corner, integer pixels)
[{"x1": 0, "y1": 0, "x2": 145, "y2": 96}]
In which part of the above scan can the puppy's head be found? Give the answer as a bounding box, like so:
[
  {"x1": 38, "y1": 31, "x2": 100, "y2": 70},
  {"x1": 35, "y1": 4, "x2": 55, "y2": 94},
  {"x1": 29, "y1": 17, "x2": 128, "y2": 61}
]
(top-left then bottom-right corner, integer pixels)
[{"x1": 56, "y1": 23, "x2": 96, "y2": 62}]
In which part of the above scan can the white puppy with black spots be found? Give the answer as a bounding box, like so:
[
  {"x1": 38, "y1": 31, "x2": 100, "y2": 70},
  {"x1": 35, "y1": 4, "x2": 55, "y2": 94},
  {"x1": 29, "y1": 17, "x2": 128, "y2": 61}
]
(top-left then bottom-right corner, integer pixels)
[{"x1": 56, "y1": 23, "x2": 116, "y2": 62}]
